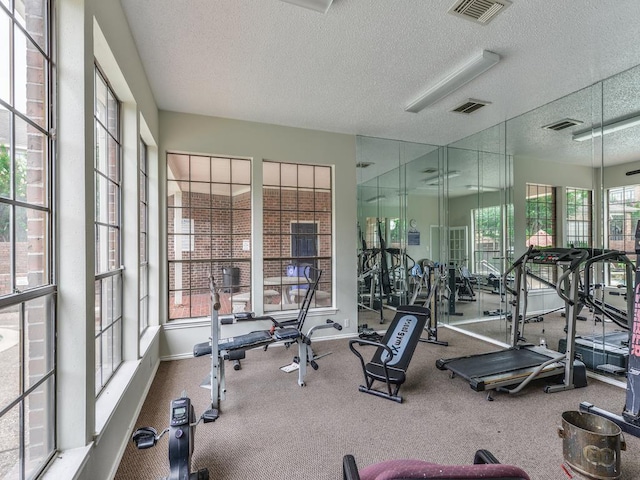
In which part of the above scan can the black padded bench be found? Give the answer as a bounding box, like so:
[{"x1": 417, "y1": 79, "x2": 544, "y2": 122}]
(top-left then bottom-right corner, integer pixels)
[{"x1": 349, "y1": 305, "x2": 429, "y2": 403}]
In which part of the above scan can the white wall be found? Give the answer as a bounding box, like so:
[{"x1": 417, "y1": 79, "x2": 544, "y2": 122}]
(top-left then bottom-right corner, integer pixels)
[{"x1": 158, "y1": 111, "x2": 358, "y2": 358}]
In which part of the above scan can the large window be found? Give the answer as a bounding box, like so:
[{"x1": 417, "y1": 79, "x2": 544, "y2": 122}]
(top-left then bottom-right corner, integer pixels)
[
  {"x1": 607, "y1": 185, "x2": 640, "y2": 253},
  {"x1": 526, "y1": 184, "x2": 556, "y2": 287},
  {"x1": 0, "y1": 0, "x2": 56, "y2": 477},
  {"x1": 566, "y1": 188, "x2": 592, "y2": 248},
  {"x1": 472, "y1": 205, "x2": 503, "y2": 275},
  {"x1": 607, "y1": 185, "x2": 640, "y2": 285},
  {"x1": 263, "y1": 161, "x2": 332, "y2": 312},
  {"x1": 167, "y1": 153, "x2": 252, "y2": 318},
  {"x1": 526, "y1": 184, "x2": 556, "y2": 247},
  {"x1": 94, "y1": 66, "x2": 123, "y2": 395},
  {"x1": 139, "y1": 139, "x2": 149, "y2": 336}
]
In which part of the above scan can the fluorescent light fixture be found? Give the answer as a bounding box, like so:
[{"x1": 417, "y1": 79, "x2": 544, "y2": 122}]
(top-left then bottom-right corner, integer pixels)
[
  {"x1": 466, "y1": 184, "x2": 500, "y2": 192},
  {"x1": 366, "y1": 195, "x2": 386, "y2": 204},
  {"x1": 572, "y1": 115, "x2": 640, "y2": 142},
  {"x1": 280, "y1": 0, "x2": 333, "y2": 13},
  {"x1": 405, "y1": 50, "x2": 501, "y2": 113},
  {"x1": 422, "y1": 170, "x2": 461, "y2": 185}
]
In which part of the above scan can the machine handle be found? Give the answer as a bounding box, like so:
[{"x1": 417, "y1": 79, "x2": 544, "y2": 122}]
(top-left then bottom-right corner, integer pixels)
[
  {"x1": 554, "y1": 249, "x2": 588, "y2": 304},
  {"x1": 209, "y1": 275, "x2": 221, "y2": 311}
]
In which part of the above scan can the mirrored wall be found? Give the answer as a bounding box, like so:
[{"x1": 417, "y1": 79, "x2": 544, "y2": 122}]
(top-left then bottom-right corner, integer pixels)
[{"x1": 357, "y1": 61, "x2": 640, "y2": 384}]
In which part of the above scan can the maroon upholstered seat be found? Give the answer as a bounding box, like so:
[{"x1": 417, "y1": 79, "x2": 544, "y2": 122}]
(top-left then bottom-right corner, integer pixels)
[{"x1": 343, "y1": 451, "x2": 531, "y2": 480}]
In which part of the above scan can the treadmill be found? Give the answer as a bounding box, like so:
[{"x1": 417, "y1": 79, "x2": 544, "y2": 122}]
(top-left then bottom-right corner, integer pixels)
[
  {"x1": 559, "y1": 249, "x2": 634, "y2": 374},
  {"x1": 436, "y1": 246, "x2": 588, "y2": 399}
]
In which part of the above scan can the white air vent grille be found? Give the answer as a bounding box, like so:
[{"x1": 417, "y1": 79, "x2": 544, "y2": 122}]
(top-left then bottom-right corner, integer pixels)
[
  {"x1": 356, "y1": 162, "x2": 374, "y2": 168},
  {"x1": 448, "y1": 0, "x2": 512, "y2": 25},
  {"x1": 452, "y1": 99, "x2": 490, "y2": 114},
  {"x1": 542, "y1": 119, "x2": 584, "y2": 131}
]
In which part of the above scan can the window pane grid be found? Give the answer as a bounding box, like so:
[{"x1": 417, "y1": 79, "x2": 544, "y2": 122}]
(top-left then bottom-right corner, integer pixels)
[
  {"x1": 139, "y1": 139, "x2": 149, "y2": 337},
  {"x1": 566, "y1": 188, "x2": 592, "y2": 248},
  {"x1": 0, "y1": 2, "x2": 55, "y2": 476},
  {"x1": 94, "y1": 64, "x2": 122, "y2": 395},
  {"x1": 526, "y1": 184, "x2": 556, "y2": 287},
  {"x1": 262, "y1": 161, "x2": 333, "y2": 311},
  {"x1": 472, "y1": 205, "x2": 504, "y2": 275},
  {"x1": 167, "y1": 153, "x2": 251, "y2": 319}
]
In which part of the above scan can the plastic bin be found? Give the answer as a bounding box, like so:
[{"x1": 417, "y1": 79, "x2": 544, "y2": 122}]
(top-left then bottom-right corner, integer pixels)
[{"x1": 222, "y1": 267, "x2": 240, "y2": 293}]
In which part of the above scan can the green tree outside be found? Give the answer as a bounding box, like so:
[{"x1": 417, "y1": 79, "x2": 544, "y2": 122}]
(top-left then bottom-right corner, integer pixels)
[{"x1": 0, "y1": 144, "x2": 28, "y2": 241}]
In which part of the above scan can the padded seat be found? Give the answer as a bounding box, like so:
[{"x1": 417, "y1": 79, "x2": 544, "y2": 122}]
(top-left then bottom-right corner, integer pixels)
[
  {"x1": 274, "y1": 327, "x2": 301, "y2": 341},
  {"x1": 218, "y1": 330, "x2": 273, "y2": 351},
  {"x1": 343, "y1": 450, "x2": 531, "y2": 480},
  {"x1": 357, "y1": 459, "x2": 530, "y2": 480}
]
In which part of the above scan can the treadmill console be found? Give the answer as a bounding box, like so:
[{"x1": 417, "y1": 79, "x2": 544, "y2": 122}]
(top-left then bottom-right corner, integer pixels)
[
  {"x1": 530, "y1": 248, "x2": 584, "y2": 265},
  {"x1": 170, "y1": 397, "x2": 190, "y2": 427}
]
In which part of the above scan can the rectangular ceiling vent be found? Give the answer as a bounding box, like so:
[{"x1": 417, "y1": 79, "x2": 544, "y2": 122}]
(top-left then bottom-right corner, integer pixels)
[
  {"x1": 356, "y1": 162, "x2": 374, "y2": 168},
  {"x1": 542, "y1": 119, "x2": 584, "y2": 131},
  {"x1": 452, "y1": 99, "x2": 490, "y2": 114},
  {"x1": 448, "y1": 0, "x2": 512, "y2": 25}
]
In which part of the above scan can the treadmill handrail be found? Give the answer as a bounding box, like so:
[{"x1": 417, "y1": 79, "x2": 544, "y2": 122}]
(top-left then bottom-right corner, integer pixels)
[
  {"x1": 503, "y1": 245, "x2": 536, "y2": 296},
  {"x1": 581, "y1": 249, "x2": 633, "y2": 329},
  {"x1": 582, "y1": 249, "x2": 634, "y2": 294},
  {"x1": 555, "y1": 249, "x2": 589, "y2": 305}
]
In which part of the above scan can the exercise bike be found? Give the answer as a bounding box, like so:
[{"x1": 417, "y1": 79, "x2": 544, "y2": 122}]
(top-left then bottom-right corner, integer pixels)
[{"x1": 132, "y1": 394, "x2": 218, "y2": 480}]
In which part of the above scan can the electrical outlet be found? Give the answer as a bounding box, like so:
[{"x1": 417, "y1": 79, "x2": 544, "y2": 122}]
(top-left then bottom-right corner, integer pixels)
[{"x1": 343, "y1": 318, "x2": 349, "y2": 329}]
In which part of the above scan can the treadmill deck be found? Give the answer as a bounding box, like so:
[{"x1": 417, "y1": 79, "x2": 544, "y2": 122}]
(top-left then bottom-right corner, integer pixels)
[{"x1": 437, "y1": 347, "x2": 566, "y2": 391}]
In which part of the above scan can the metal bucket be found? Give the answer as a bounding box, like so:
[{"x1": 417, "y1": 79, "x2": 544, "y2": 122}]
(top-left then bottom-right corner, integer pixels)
[{"x1": 558, "y1": 411, "x2": 626, "y2": 479}]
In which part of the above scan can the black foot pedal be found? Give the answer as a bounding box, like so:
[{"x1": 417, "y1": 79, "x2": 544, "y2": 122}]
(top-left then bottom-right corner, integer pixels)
[
  {"x1": 203, "y1": 409, "x2": 219, "y2": 423},
  {"x1": 132, "y1": 427, "x2": 158, "y2": 449}
]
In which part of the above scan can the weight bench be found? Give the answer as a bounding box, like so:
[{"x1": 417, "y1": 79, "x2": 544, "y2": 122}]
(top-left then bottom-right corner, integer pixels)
[
  {"x1": 194, "y1": 269, "x2": 342, "y2": 413},
  {"x1": 349, "y1": 305, "x2": 429, "y2": 403}
]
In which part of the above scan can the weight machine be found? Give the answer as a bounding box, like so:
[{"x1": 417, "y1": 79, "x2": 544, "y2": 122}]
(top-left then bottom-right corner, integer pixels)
[
  {"x1": 195, "y1": 270, "x2": 342, "y2": 413},
  {"x1": 408, "y1": 259, "x2": 448, "y2": 346}
]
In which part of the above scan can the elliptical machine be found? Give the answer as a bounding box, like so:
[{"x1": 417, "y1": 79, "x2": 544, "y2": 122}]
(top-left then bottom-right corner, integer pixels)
[{"x1": 132, "y1": 394, "x2": 218, "y2": 479}]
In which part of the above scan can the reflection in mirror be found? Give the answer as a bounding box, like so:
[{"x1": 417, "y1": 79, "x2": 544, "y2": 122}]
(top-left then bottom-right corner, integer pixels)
[
  {"x1": 356, "y1": 137, "x2": 441, "y2": 328},
  {"x1": 355, "y1": 62, "x2": 640, "y2": 386},
  {"x1": 444, "y1": 123, "x2": 510, "y2": 338}
]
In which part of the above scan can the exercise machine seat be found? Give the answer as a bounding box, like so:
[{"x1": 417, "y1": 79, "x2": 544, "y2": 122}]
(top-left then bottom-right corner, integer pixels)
[
  {"x1": 343, "y1": 450, "x2": 531, "y2": 480},
  {"x1": 349, "y1": 305, "x2": 429, "y2": 402}
]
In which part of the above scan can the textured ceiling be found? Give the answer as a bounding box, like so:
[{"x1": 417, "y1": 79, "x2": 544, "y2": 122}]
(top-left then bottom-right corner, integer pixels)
[{"x1": 120, "y1": 0, "x2": 640, "y2": 163}]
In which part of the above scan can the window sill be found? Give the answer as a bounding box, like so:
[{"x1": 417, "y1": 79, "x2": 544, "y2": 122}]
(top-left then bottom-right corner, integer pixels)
[
  {"x1": 95, "y1": 361, "x2": 139, "y2": 441},
  {"x1": 140, "y1": 325, "x2": 161, "y2": 355},
  {"x1": 40, "y1": 444, "x2": 92, "y2": 480}
]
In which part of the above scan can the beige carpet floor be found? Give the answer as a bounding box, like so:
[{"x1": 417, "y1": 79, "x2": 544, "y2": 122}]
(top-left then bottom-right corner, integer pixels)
[{"x1": 115, "y1": 326, "x2": 639, "y2": 479}]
